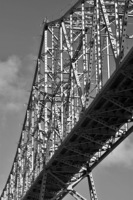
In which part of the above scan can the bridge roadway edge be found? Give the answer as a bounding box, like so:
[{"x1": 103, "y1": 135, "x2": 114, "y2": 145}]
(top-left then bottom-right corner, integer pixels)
[{"x1": 22, "y1": 47, "x2": 133, "y2": 200}]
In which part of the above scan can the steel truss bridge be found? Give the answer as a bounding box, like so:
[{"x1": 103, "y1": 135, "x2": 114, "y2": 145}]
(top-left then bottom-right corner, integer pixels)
[{"x1": 1, "y1": 0, "x2": 133, "y2": 199}]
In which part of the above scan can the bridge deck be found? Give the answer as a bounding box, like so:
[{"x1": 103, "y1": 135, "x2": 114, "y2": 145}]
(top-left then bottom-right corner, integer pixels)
[{"x1": 23, "y1": 47, "x2": 133, "y2": 200}]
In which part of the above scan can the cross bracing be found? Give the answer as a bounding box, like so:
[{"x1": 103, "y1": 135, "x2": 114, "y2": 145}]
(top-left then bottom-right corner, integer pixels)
[{"x1": 1, "y1": 0, "x2": 133, "y2": 200}]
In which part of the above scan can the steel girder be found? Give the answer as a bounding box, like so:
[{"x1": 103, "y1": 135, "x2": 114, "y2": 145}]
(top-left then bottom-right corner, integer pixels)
[{"x1": 1, "y1": 0, "x2": 133, "y2": 200}]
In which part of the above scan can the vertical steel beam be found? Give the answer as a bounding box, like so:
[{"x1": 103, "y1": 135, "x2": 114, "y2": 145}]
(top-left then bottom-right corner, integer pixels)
[
  {"x1": 120, "y1": 0, "x2": 130, "y2": 60},
  {"x1": 44, "y1": 28, "x2": 48, "y2": 135},
  {"x1": 96, "y1": 0, "x2": 102, "y2": 90},
  {"x1": 95, "y1": 38, "x2": 98, "y2": 94},
  {"x1": 82, "y1": 2, "x2": 86, "y2": 105},
  {"x1": 106, "y1": 32, "x2": 110, "y2": 79},
  {"x1": 51, "y1": 26, "x2": 55, "y2": 156},
  {"x1": 115, "y1": 0, "x2": 120, "y2": 57},
  {"x1": 87, "y1": 6, "x2": 97, "y2": 103},
  {"x1": 70, "y1": 13, "x2": 75, "y2": 129},
  {"x1": 60, "y1": 26, "x2": 64, "y2": 140}
]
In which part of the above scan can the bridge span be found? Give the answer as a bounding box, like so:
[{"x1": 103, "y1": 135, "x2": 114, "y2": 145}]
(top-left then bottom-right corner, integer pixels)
[
  {"x1": 1, "y1": 0, "x2": 133, "y2": 200},
  {"x1": 22, "y1": 47, "x2": 133, "y2": 200}
]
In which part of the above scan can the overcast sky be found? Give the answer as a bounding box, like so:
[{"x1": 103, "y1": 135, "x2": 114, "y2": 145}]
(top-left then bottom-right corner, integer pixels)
[{"x1": 0, "y1": 1, "x2": 133, "y2": 200}]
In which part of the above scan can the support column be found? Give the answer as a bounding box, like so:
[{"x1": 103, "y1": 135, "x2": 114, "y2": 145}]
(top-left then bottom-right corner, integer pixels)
[{"x1": 87, "y1": 172, "x2": 98, "y2": 200}]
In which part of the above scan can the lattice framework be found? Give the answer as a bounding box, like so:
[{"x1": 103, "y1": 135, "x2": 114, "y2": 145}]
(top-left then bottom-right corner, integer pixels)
[{"x1": 1, "y1": 0, "x2": 133, "y2": 200}]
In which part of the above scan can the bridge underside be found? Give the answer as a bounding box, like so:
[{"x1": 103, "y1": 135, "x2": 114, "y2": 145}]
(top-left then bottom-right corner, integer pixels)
[{"x1": 23, "y1": 46, "x2": 133, "y2": 200}]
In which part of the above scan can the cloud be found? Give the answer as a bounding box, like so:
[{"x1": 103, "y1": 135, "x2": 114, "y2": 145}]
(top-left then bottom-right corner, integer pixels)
[
  {"x1": 102, "y1": 135, "x2": 133, "y2": 169},
  {"x1": 0, "y1": 55, "x2": 33, "y2": 113},
  {"x1": 0, "y1": 56, "x2": 20, "y2": 87}
]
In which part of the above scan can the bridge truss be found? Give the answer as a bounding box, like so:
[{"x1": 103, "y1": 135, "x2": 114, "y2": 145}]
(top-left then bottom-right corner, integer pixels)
[{"x1": 1, "y1": 0, "x2": 133, "y2": 199}]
